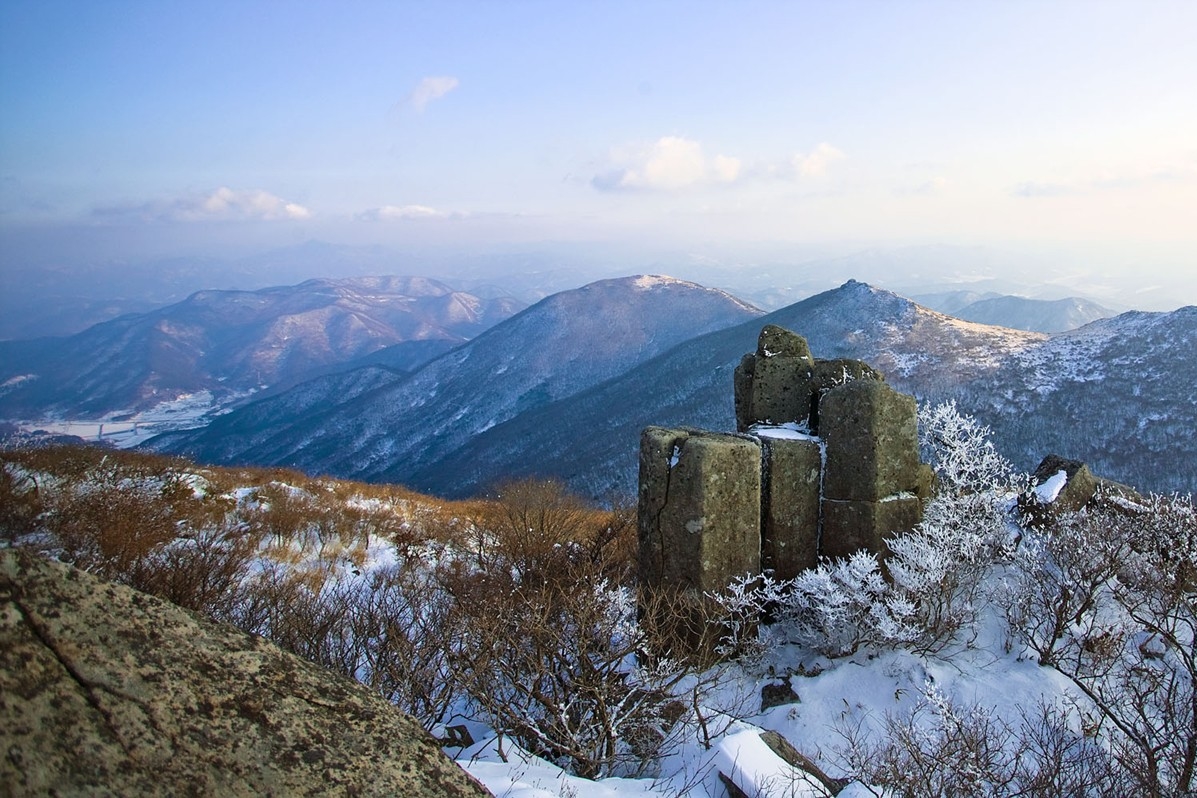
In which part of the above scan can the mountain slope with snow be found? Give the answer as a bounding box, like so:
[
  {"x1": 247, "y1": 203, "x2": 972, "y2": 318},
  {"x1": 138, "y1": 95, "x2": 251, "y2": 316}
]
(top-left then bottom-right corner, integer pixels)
[
  {"x1": 151, "y1": 276, "x2": 764, "y2": 483},
  {"x1": 421, "y1": 282, "x2": 1193, "y2": 499},
  {"x1": 149, "y1": 279, "x2": 1196, "y2": 499},
  {"x1": 423, "y1": 280, "x2": 1044, "y2": 498},
  {"x1": 0, "y1": 276, "x2": 524, "y2": 417}
]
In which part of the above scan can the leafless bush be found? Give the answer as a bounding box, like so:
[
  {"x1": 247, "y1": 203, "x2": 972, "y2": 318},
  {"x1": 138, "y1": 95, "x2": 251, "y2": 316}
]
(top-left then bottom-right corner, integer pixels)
[
  {"x1": 348, "y1": 562, "x2": 462, "y2": 730},
  {"x1": 1000, "y1": 492, "x2": 1197, "y2": 796},
  {"x1": 835, "y1": 687, "x2": 1128, "y2": 797},
  {"x1": 0, "y1": 460, "x2": 42, "y2": 541},
  {"x1": 136, "y1": 527, "x2": 258, "y2": 620},
  {"x1": 441, "y1": 480, "x2": 720, "y2": 779},
  {"x1": 446, "y1": 556, "x2": 694, "y2": 779}
]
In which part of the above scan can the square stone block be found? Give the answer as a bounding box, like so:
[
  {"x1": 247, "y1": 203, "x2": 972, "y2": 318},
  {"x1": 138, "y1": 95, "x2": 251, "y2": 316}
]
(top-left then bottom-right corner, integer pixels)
[{"x1": 820, "y1": 378, "x2": 920, "y2": 502}]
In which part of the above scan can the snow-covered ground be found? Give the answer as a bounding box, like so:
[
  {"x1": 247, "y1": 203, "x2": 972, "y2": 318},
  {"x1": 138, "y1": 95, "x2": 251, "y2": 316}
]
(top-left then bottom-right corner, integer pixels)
[
  {"x1": 8, "y1": 425, "x2": 1188, "y2": 797},
  {"x1": 452, "y1": 621, "x2": 1070, "y2": 797},
  {"x1": 8, "y1": 390, "x2": 238, "y2": 448}
]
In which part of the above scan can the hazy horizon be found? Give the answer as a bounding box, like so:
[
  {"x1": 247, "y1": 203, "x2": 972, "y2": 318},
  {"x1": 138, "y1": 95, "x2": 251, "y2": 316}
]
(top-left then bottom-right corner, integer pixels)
[{"x1": 3, "y1": 1, "x2": 1196, "y2": 309}]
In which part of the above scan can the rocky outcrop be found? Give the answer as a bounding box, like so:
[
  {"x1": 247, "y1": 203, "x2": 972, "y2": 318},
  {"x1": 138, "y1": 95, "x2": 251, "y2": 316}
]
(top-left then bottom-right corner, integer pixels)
[
  {"x1": 0, "y1": 548, "x2": 491, "y2": 798},
  {"x1": 639, "y1": 325, "x2": 933, "y2": 656},
  {"x1": 1021, "y1": 453, "x2": 1144, "y2": 524}
]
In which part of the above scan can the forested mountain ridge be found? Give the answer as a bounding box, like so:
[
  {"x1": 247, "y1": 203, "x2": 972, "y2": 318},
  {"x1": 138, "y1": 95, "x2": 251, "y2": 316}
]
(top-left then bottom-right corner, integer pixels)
[{"x1": 148, "y1": 275, "x2": 764, "y2": 483}]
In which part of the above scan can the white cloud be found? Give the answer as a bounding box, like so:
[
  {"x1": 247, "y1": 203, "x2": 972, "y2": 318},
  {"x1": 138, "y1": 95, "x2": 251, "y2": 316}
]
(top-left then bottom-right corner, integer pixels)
[
  {"x1": 712, "y1": 154, "x2": 743, "y2": 184},
  {"x1": 1012, "y1": 181, "x2": 1075, "y2": 198},
  {"x1": 356, "y1": 204, "x2": 455, "y2": 221},
  {"x1": 593, "y1": 136, "x2": 743, "y2": 191},
  {"x1": 899, "y1": 176, "x2": 950, "y2": 196},
  {"x1": 409, "y1": 76, "x2": 459, "y2": 112},
  {"x1": 93, "y1": 187, "x2": 311, "y2": 223},
  {"x1": 793, "y1": 143, "x2": 846, "y2": 177}
]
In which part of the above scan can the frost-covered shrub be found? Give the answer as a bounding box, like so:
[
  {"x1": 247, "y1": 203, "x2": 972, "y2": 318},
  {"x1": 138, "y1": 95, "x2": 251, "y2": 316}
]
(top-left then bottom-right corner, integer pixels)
[
  {"x1": 752, "y1": 552, "x2": 918, "y2": 657},
  {"x1": 918, "y1": 400, "x2": 1018, "y2": 497},
  {"x1": 725, "y1": 402, "x2": 1023, "y2": 657}
]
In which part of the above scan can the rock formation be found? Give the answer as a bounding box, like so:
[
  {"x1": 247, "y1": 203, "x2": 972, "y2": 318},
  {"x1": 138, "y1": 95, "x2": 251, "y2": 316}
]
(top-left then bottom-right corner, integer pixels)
[
  {"x1": 0, "y1": 548, "x2": 491, "y2": 798},
  {"x1": 1020, "y1": 453, "x2": 1144, "y2": 524},
  {"x1": 639, "y1": 325, "x2": 933, "y2": 656}
]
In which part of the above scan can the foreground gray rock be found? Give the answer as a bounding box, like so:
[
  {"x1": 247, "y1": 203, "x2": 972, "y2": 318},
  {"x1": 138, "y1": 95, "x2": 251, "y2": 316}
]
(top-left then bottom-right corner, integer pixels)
[{"x1": 0, "y1": 548, "x2": 490, "y2": 798}]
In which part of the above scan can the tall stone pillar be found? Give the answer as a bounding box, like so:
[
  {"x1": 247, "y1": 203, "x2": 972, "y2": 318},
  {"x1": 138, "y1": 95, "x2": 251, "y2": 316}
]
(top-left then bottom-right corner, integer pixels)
[
  {"x1": 638, "y1": 427, "x2": 761, "y2": 591},
  {"x1": 757, "y1": 431, "x2": 822, "y2": 580},
  {"x1": 638, "y1": 427, "x2": 761, "y2": 658}
]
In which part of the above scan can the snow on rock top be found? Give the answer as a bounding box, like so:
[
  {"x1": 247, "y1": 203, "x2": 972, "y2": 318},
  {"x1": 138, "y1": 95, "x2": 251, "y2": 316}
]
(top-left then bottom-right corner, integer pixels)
[
  {"x1": 1034, "y1": 469, "x2": 1069, "y2": 503},
  {"x1": 751, "y1": 423, "x2": 817, "y2": 441}
]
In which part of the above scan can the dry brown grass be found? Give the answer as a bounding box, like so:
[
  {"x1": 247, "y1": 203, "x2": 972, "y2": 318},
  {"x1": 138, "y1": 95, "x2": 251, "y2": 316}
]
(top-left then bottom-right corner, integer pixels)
[{"x1": 2, "y1": 445, "x2": 654, "y2": 762}]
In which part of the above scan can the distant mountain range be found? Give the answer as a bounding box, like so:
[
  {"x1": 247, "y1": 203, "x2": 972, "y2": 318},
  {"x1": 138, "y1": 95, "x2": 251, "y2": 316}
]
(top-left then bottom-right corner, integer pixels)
[
  {"x1": 146, "y1": 276, "x2": 764, "y2": 484},
  {"x1": 146, "y1": 278, "x2": 1197, "y2": 499},
  {"x1": 913, "y1": 292, "x2": 1113, "y2": 333},
  {"x1": 0, "y1": 276, "x2": 524, "y2": 417}
]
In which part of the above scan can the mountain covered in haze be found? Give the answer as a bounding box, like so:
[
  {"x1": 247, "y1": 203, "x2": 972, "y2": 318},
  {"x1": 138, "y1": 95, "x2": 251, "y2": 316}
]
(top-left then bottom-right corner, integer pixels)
[
  {"x1": 0, "y1": 276, "x2": 524, "y2": 417},
  {"x1": 950, "y1": 295, "x2": 1112, "y2": 333},
  {"x1": 148, "y1": 275, "x2": 763, "y2": 483},
  {"x1": 913, "y1": 292, "x2": 1113, "y2": 333},
  {"x1": 149, "y1": 278, "x2": 1197, "y2": 500}
]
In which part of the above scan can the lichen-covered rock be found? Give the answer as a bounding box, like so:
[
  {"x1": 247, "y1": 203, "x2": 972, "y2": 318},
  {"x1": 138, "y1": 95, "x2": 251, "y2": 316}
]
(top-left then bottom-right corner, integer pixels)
[
  {"x1": 820, "y1": 378, "x2": 921, "y2": 503},
  {"x1": 733, "y1": 326, "x2": 815, "y2": 432},
  {"x1": 638, "y1": 427, "x2": 761, "y2": 592},
  {"x1": 758, "y1": 432, "x2": 822, "y2": 580},
  {"x1": 0, "y1": 549, "x2": 491, "y2": 798}
]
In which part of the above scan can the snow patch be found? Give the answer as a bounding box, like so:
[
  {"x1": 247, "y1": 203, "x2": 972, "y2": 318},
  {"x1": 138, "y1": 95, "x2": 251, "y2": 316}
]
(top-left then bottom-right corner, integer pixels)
[
  {"x1": 751, "y1": 423, "x2": 817, "y2": 441},
  {"x1": 631, "y1": 275, "x2": 683, "y2": 291},
  {"x1": 1034, "y1": 469, "x2": 1069, "y2": 503},
  {"x1": 713, "y1": 729, "x2": 828, "y2": 798}
]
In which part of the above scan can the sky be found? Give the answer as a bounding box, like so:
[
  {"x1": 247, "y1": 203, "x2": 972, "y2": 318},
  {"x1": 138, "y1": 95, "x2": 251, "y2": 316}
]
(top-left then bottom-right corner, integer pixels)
[{"x1": 1, "y1": 0, "x2": 1196, "y2": 300}]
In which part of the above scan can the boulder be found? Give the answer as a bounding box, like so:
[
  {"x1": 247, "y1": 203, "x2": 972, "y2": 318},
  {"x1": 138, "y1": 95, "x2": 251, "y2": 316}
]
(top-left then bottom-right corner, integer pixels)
[
  {"x1": 733, "y1": 326, "x2": 815, "y2": 432},
  {"x1": 0, "y1": 548, "x2": 491, "y2": 798},
  {"x1": 1030, "y1": 454, "x2": 1099, "y2": 514},
  {"x1": 1022, "y1": 454, "x2": 1144, "y2": 524}
]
